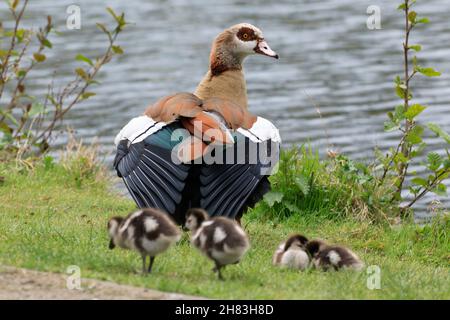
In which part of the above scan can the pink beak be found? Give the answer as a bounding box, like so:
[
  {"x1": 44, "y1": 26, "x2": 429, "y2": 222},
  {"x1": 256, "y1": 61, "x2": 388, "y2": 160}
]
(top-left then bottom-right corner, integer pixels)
[{"x1": 255, "y1": 40, "x2": 279, "y2": 59}]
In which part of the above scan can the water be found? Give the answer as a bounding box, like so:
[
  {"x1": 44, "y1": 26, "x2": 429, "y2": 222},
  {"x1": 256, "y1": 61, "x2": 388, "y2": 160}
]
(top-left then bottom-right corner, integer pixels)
[{"x1": 1, "y1": 0, "x2": 449, "y2": 213}]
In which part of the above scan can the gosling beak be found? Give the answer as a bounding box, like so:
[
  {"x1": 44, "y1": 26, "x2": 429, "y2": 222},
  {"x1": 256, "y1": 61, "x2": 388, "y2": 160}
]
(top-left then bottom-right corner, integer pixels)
[
  {"x1": 109, "y1": 239, "x2": 115, "y2": 249},
  {"x1": 255, "y1": 40, "x2": 279, "y2": 59}
]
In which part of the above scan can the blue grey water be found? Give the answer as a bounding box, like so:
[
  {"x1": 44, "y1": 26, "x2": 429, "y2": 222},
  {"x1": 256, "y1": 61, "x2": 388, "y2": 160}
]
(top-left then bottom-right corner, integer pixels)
[{"x1": 1, "y1": 0, "x2": 449, "y2": 215}]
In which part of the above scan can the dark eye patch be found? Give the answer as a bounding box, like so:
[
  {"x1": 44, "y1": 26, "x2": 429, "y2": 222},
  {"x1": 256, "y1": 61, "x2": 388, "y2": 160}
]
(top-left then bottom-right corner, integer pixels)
[{"x1": 236, "y1": 27, "x2": 257, "y2": 42}]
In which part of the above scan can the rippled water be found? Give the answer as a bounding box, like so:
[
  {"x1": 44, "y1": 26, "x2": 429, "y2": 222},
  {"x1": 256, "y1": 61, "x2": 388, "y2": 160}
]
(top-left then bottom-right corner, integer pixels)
[{"x1": 2, "y1": 0, "x2": 449, "y2": 212}]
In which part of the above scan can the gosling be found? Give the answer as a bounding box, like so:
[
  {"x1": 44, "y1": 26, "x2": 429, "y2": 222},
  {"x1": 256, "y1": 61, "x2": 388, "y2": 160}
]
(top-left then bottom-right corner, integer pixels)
[
  {"x1": 305, "y1": 239, "x2": 364, "y2": 271},
  {"x1": 273, "y1": 234, "x2": 310, "y2": 270},
  {"x1": 185, "y1": 208, "x2": 250, "y2": 280},
  {"x1": 108, "y1": 208, "x2": 181, "y2": 274}
]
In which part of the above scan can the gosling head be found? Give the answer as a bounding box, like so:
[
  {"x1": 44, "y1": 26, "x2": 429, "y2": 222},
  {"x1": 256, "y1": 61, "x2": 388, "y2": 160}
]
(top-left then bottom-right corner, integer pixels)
[
  {"x1": 185, "y1": 208, "x2": 208, "y2": 231},
  {"x1": 210, "y1": 23, "x2": 278, "y2": 75},
  {"x1": 305, "y1": 239, "x2": 327, "y2": 257},
  {"x1": 107, "y1": 216, "x2": 124, "y2": 249},
  {"x1": 284, "y1": 234, "x2": 309, "y2": 251}
]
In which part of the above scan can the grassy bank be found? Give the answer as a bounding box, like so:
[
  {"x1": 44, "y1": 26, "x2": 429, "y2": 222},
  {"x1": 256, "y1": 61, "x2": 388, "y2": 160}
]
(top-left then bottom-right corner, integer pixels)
[{"x1": 0, "y1": 153, "x2": 449, "y2": 299}]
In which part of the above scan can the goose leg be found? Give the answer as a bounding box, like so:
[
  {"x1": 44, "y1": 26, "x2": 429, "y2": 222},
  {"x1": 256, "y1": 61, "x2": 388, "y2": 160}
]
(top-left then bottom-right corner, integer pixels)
[
  {"x1": 141, "y1": 255, "x2": 147, "y2": 275},
  {"x1": 213, "y1": 261, "x2": 224, "y2": 281},
  {"x1": 148, "y1": 256, "x2": 155, "y2": 273}
]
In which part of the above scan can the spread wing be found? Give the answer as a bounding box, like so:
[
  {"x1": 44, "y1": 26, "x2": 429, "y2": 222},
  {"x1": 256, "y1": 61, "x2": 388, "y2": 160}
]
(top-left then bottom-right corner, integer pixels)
[
  {"x1": 114, "y1": 121, "x2": 191, "y2": 222},
  {"x1": 200, "y1": 125, "x2": 280, "y2": 219}
]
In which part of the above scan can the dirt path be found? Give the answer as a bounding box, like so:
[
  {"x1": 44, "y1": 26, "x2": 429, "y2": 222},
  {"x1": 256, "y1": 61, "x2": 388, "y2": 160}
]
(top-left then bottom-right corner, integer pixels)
[{"x1": 0, "y1": 266, "x2": 204, "y2": 300}]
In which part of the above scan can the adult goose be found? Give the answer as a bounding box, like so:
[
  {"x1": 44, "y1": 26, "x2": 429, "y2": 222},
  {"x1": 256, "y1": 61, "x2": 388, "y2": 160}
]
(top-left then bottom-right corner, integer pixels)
[{"x1": 113, "y1": 23, "x2": 281, "y2": 224}]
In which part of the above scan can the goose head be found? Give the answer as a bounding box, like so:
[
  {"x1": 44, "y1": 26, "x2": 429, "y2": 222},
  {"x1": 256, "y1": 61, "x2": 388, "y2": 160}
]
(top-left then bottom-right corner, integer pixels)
[
  {"x1": 185, "y1": 208, "x2": 208, "y2": 231},
  {"x1": 209, "y1": 23, "x2": 278, "y2": 75},
  {"x1": 284, "y1": 234, "x2": 309, "y2": 251},
  {"x1": 107, "y1": 216, "x2": 124, "y2": 249}
]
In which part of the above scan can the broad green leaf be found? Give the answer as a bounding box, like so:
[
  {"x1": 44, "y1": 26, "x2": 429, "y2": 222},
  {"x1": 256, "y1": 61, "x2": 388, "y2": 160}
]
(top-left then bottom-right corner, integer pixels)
[
  {"x1": 395, "y1": 86, "x2": 406, "y2": 99},
  {"x1": 411, "y1": 177, "x2": 427, "y2": 187},
  {"x1": 406, "y1": 125, "x2": 424, "y2": 145},
  {"x1": 75, "y1": 54, "x2": 94, "y2": 66},
  {"x1": 416, "y1": 17, "x2": 430, "y2": 24},
  {"x1": 384, "y1": 121, "x2": 399, "y2": 132},
  {"x1": 433, "y1": 183, "x2": 447, "y2": 197},
  {"x1": 427, "y1": 123, "x2": 450, "y2": 144},
  {"x1": 409, "y1": 44, "x2": 421, "y2": 52},
  {"x1": 394, "y1": 104, "x2": 406, "y2": 121},
  {"x1": 404, "y1": 104, "x2": 426, "y2": 120},
  {"x1": 33, "y1": 53, "x2": 46, "y2": 62},
  {"x1": 263, "y1": 191, "x2": 284, "y2": 207},
  {"x1": 75, "y1": 67, "x2": 89, "y2": 80},
  {"x1": 427, "y1": 152, "x2": 442, "y2": 171},
  {"x1": 96, "y1": 23, "x2": 109, "y2": 34},
  {"x1": 295, "y1": 175, "x2": 310, "y2": 196},
  {"x1": 81, "y1": 92, "x2": 96, "y2": 100},
  {"x1": 443, "y1": 159, "x2": 450, "y2": 169},
  {"x1": 394, "y1": 152, "x2": 408, "y2": 164},
  {"x1": 408, "y1": 11, "x2": 417, "y2": 23},
  {"x1": 417, "y1": 67, "x2": 441, "y2": 77},
  {"x1": 112, "y1": 45, "x2": 124, "y2": 54},
  {"x1": 284, "y1": 201, "x2": 300, "y2": 213},
  {"x1": 41, "y1": 38, "x2": 52, "y2": 48}
]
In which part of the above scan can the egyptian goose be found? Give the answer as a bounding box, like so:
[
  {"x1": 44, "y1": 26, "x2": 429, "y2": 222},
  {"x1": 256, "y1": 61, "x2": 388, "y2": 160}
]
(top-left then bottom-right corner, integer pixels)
[
  {"x1": 273, "y1": 234, "x2": 310, "y2": 270},
  {"x1": 184, "y1": 208, "x2": 250, "y2": 280},
  {"x1": 305, "y1": 239, "x2": 364, "y2": 271},
  {"x1": 113, "y1": 23, "x2": 281, "y2": 224},
  {"x1": 108, "y1": 208, "x2": 181, "y2": 274}
]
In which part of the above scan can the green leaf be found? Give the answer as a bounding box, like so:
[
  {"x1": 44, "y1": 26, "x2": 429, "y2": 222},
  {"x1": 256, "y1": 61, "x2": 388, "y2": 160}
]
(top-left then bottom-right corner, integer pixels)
[
  {"x1": 433, "y1": 183, "x2": 447, "y2": 197},
  {"x1": 427, "y1": 123, "x2": 450, "y2": 144},
  {"x1": 408, "y1": 11, "x2": 417, "y2": 23},
  {"x1": 397, "y1": 3, "x2": 406, "y2": 10},
  {"x1": 416, "y1": 17, "x2": 430, "y2": 24},
  {"x1": 81, "y1": 92, "x2": 96, "y2": 100},
  {"x1": 395, "y1": 85, "x2": 406, "y2": 99},
  {"x1": 294, "y1": 175, "x2": 310, "y2": 196},
  {"x1": 96, "y1": 23, "x2": 109, "y2": 34},
  {"x1": 263, "y1": 191, "x2": 284, "y2": 207},
  {"x1": 394, "y1": 104, "x2": 406, "y2": 121},
  {"x1": 75, "y1": 68, "x2": 89, "y2": 80},
  {"x1": 394, "y1": 152, "x2": 408, "y2": 164},
  {"x1": 10, "y1": 0, "x2": 19, "y2": 10},
  {"x1": 406, "y1": 125, "x2": 424, "y2": 145},
  {"x1": 404, "y1": 104, "x2": 426, "y2": 120},
  {"x1": 106, "y1": 7, "x2": 120, "y2": 23},
  {"x1": 427, "y1": 152, "x2": 442, "y2": 171},
  {"x1": 416, "y1": 67, "x2": 441, "y2": 77},
  {"x1": 33, "y1": 53, "x2": 46, "y2": 62},
  {"x1": 41, "y1": 38, "x2": 52, "y2": 48},
  {"x1": 112, "y1": 45, "x2": 124, "y2": 55},
  {"x1": 411, "y1": 177, "x2": 427, "y2": 187},
  {"x1": 284, "y1": 201, "x2": 300, "y2": 214},
  {"x1": 75, "y1": 54, "x2": 94, "y2": 66},
  {"x1": 409, "y1": 44, "x2": 421, "y2": 52},
  {"x1": 384, "y1": 121, "x2": 399, "y2": 132},
  {"x1": 443, "y1": 159, "x2": 450, "y2": 170}
]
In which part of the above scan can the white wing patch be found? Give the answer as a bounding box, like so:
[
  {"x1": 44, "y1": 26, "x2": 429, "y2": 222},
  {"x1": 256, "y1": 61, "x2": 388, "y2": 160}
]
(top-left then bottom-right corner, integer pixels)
[
  {"x1": 237, "y1": 116, "x2": 281, "y2": 143},
  {"x1": 328, "y1": 250, "x2": 342, "y2": 265},
  {"x1": 144, "y1": 217, "x2": 159, "y2": 233},
  {"x1": 114, "y1": 115, "x2": 167, "y2": 146},
  {"x1": 213, "y1": 227, "x2": 227, "y2": 243}
]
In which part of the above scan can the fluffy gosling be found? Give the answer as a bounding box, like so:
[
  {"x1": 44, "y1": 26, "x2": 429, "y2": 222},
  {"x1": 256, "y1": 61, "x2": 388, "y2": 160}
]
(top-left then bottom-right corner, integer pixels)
[
  {"x1": 305, "y1": 239, "x2": 364, "y2": 271},
  {"x1": 273, "y1": 234, "x2": 310, "y2": 270},
  {"x1": 185, "y1": 208, "x2": 250, "y2": 280},
  {"x1": 108, "y1": 208, "x2": 181, "y2": 274}
]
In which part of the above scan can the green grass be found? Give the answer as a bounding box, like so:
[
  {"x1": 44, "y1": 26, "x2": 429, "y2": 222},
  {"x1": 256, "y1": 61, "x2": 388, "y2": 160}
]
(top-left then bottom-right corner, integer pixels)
[{"x1": 0, "y1": 157, "x2": 449, "y2": 299}]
